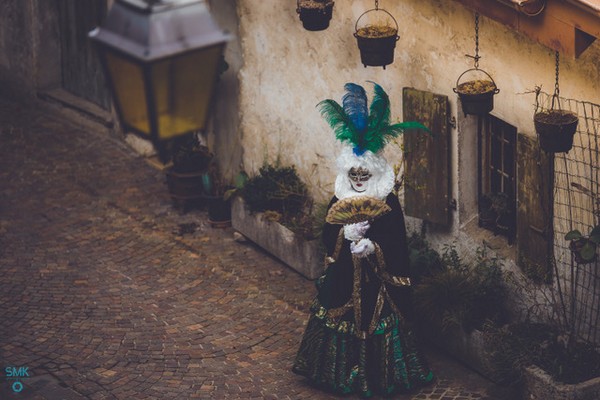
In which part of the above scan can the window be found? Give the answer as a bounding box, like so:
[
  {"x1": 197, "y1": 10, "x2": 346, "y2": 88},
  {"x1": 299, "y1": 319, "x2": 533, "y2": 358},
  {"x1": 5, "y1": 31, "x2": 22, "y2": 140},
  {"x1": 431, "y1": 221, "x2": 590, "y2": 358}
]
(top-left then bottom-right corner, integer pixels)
[{"x1": 479, "y1": 116, "x2": 517, "y2": 243}]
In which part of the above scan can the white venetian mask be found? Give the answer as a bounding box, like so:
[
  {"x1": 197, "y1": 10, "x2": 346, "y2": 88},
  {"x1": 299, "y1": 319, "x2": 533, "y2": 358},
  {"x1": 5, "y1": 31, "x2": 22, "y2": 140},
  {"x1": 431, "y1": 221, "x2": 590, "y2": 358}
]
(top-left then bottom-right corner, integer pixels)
[{"x1": 348, "y1": 167, "x2": 372, "y2": 193}]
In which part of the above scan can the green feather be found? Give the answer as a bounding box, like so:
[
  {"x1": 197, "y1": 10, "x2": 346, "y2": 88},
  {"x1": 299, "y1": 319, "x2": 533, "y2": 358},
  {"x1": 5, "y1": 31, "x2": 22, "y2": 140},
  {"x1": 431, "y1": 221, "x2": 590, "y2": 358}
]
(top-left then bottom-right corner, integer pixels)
[
  {"x1": 317, "y1": 99, "x2": 359, "y2": 145},
  {"x1": 388, "y1": 121, "x2": 431, "y2": 134},
  {"x1": 318, "y1": 83, "x2": 432, "y2": 155},
  {"x1": 367, "y1": 82, "x2": 391, "y2": 136}
]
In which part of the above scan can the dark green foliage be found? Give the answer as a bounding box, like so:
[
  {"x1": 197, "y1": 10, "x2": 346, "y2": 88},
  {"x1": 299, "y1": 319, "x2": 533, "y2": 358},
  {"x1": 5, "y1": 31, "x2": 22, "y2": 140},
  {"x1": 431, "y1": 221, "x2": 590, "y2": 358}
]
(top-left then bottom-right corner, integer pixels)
[
  {"x1": 241, "y1": 164, "x2": 308, "y2": 216},
  {"x1": 171, "y1": 134, "x2": 213, "y2": 173},
  {"x1": 240, "y1": 163, "x2": 325, "y2": 240},
  {"x1": 281, "y1": 201, "x2": 328, "y2": 242},
  {"x1": 518, "y1": 255, "x2": 553, "y2": 285},
  {"x1": 413, "y1": 244, "x2": 508, "y2": 333},
  {"x1": 483, "y1": 322, "x2": 600, "y2": 385},
  {"x1": 407, "y1": 232, "x2": 444, "y2": 285},
  {"x1": 565, "y1": 225, "x2": 600, "y2": 263}
]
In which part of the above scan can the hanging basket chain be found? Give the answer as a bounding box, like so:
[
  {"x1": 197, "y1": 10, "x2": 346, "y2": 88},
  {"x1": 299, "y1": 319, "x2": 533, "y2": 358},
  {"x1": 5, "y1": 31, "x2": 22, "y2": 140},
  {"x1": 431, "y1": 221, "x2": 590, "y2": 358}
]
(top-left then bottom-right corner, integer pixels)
[
  {"x1": 375, "y1": 0, "x2": 379, "y2": 10},
  {"x1": 552, "y1": 50, "x2": 561, "y2": 110},
  {"x1": 466, "y1": 13, "x2": 481, "y2": 69}
]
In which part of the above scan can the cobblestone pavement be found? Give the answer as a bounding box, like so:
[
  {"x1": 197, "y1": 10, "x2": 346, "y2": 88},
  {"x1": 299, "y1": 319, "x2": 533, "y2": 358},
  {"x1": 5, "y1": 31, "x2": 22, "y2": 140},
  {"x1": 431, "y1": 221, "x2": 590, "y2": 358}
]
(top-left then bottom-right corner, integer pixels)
[{"x1": 0, "y1": 97, "x2": 516, "y2": 399}]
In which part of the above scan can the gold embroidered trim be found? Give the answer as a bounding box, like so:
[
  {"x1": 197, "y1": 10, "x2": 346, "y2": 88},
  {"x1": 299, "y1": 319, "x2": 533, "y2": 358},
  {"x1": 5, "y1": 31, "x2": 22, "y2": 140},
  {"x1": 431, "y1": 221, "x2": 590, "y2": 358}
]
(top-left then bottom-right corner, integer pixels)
[
  {"x1": 319, "y1": 235, "x2": 411, "y2": 338},
  {"x1": 368, "y1": 285, "x2": 385, "y2": 335},
  {"x1": 324, "y1": 229, "x2": 345, "y2": 270},
  {"x1": 369, "y1": 244, "x2": 411, "y2": 286},
  {"x1": 352, "y1": 253, "x2": 363, "y2": 339},
  {"x1": 311, "y1": 299, "x2": 403, "y2": 335},
  {"x1": 327, "y1": 302, "x2": 352, "y2": 320}
]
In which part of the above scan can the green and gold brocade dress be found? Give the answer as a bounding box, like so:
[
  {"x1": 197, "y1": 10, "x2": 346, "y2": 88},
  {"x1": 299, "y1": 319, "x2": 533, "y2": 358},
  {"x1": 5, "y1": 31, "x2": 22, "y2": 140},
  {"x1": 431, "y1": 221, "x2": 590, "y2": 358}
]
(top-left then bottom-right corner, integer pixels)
[{"x1": 292, "y1": 194, "x2": 434, "y2": 397}]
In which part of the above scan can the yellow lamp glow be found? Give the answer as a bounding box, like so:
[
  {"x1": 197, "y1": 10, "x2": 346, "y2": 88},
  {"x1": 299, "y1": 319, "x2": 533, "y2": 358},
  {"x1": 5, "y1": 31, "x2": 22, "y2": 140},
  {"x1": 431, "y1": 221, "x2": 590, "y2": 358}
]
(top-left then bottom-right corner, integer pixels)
[{"x1": 89, "y1": 0, "x2": 231, "y2": 161}]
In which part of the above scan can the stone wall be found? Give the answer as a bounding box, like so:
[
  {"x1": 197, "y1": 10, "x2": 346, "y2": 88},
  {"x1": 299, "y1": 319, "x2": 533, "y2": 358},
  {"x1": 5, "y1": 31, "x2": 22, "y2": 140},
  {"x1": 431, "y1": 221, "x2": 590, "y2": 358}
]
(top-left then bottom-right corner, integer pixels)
[{"x1": 236, "y1": 0, "x2": 600, "y2": 205}]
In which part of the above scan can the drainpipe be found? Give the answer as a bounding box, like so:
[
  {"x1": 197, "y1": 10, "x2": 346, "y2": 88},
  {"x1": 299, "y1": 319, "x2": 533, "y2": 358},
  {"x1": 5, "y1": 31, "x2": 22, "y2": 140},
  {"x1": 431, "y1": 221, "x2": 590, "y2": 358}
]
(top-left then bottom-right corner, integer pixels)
[{"x1": 494, "y1": 0, "x2": 546, "y2": 16}]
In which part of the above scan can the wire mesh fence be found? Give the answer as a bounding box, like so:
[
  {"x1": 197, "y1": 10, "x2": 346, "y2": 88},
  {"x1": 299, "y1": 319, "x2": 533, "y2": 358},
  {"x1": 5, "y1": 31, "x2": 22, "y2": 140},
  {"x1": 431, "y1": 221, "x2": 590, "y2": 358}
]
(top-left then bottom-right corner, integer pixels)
[{"x1": 536, "y1": 91, "x2": 600, "y2": 344}]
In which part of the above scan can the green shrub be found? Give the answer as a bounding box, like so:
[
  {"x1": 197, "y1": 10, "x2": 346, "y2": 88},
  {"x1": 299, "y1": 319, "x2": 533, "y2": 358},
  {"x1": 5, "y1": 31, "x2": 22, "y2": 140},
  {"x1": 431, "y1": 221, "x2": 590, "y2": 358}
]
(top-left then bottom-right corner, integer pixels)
[
  {"x1": 414, "y1": 244, "x2": 508, "y2": 333},
  {"x1": 241, "y1": 164, "x2": 308, "y2": 217},
  {"x1": 240, "y1": 163, "x2": 326, "y2": 240},
  {"x1": 407, "y1": 232, "x2": 444, "y2": 285},
  {"x1": 483, "y1": 321, "x2": 600, "y2": 385}
]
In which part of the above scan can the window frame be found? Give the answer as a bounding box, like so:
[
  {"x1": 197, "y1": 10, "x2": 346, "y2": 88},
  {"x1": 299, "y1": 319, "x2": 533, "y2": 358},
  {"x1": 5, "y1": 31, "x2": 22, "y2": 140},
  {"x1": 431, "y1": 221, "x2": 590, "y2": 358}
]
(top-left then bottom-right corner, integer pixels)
[{"x1": 478, "y1": 115, "x2": 517, "y2": 243}]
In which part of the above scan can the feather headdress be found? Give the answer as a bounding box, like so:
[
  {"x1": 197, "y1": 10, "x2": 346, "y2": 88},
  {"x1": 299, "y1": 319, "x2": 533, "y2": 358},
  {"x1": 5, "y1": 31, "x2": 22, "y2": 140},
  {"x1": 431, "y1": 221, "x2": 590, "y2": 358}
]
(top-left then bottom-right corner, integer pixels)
[{"x1": 318, "y1": 82, "x2": 429, "y2": 156}]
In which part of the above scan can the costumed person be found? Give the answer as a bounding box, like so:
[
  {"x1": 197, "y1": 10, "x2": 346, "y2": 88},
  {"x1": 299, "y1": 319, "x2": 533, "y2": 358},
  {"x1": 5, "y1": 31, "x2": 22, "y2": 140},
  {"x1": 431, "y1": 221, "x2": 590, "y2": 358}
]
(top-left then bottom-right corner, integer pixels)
[{"x1": 292, "y1": 82, "x2": 434, "y2": 397}]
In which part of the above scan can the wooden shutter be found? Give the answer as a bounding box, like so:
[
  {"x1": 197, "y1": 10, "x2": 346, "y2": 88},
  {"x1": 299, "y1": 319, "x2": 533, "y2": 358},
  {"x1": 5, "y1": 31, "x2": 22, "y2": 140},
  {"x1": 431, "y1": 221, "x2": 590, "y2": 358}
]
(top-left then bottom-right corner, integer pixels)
[
  {"x1": 402, "y1": 88, "x2": 450, "y2": 226},
  {"x1": 516, "y1": 133, "x2": 553, "y2": 282}
]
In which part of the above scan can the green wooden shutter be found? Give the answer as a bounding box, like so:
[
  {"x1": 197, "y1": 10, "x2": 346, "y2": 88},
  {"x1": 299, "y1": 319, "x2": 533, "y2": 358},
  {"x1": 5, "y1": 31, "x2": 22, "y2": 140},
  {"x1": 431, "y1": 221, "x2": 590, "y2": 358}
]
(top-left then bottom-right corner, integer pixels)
[
  {"x1": 402, "y1": 88, "x2": 450, "y2": 226},
  {"x1": 516, "y1": 133, "x2": 553, "y2": 283}
]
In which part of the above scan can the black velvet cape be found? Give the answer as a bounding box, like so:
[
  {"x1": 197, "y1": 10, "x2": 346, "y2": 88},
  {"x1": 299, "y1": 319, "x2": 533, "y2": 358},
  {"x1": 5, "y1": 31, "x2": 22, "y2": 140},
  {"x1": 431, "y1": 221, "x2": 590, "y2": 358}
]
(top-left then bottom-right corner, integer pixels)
[{"x1": 317, "y1": 192, "x2": 414, "y2": 329}]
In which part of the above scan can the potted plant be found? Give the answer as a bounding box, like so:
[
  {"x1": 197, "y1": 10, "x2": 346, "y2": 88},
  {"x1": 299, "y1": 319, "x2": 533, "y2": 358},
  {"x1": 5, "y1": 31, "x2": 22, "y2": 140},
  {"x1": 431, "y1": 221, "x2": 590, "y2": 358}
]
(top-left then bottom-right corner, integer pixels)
[
  {"x1": 479, "y1": 192, "x2": 512, "y2": 235},
  {"x1": 453, "y1": 13, "x2": 500, "y2": 116},
  {"x1": 165, "y1": 134, "x2": 213, "y2": 212},
  {"x1": 534, "y1": 109, "x2": 579, "y2": 153},
  {"x1": 490, "y1": 192, "x2": 513, "y2": 234},
  {"x1": 199, "y1": 159, "x2": 234, "y2": 228},
  {"x1": 564, "y1": 225, "x2": 600, "y2": 264},
  {"x1": 296, "y1": 0, "x2": 334, "y2": 31},
  {"x1": 412, "y1": 243, "x2": 509, "y2": 381},
  {"x1": 454, "y1": 70, "x2": 499, "y2": 116},
  {"x1": 534, "y1": 53, "x2": 579, "y2": 153},
  {"x1": 354, "y1": 7, "x2": 399, "y2": 69},
  {"x1": 231, "y1": 162, "x2": 325, "y2": 279},
  {"x1": 479, "y1": 193, "x2": 498, "y2": 229},
  {"x1": 483, "y1": 320, "x2": 600, "y2": 398}
]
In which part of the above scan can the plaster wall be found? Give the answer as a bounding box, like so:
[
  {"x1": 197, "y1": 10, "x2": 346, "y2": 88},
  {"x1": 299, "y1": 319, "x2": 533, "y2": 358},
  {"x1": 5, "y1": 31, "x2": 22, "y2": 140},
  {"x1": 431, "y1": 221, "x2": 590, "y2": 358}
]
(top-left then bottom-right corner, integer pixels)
[
  {"x1": 236, "y1": 0, "x2": 600, "y2": 212},
  {"x1": 207, "y1": 0, "x2": 244, "y2": 182}
]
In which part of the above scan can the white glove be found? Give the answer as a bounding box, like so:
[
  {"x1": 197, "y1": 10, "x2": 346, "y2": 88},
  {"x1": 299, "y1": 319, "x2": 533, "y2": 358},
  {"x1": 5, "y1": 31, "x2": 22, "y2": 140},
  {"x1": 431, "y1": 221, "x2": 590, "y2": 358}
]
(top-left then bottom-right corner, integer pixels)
[
  {"x1": 344, "y1": 221, "x2": 370, "y2": 241},
  {"x1": 350, "y1": 238, "x2": 375, "y2": 258}
]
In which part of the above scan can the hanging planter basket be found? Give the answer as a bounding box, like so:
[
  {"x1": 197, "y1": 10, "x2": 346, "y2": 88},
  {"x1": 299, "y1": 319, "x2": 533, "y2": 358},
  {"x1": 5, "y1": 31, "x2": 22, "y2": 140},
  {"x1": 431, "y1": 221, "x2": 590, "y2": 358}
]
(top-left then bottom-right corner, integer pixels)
[
  {"x1": 354, "y1": 8, "x2": 399, "y2": 69},
  {"x1": 534, "y1": 108, "x2": 578, "y2": 153},
  {"x1": 297, "y1": 0, "x2": 334, "y2": 31},
  {"x1": 453, "y1": 68, "x2": 499, "y2": 116},
  {"x1": 534, "y1": 51, "x2": 579, "y2": 154}
]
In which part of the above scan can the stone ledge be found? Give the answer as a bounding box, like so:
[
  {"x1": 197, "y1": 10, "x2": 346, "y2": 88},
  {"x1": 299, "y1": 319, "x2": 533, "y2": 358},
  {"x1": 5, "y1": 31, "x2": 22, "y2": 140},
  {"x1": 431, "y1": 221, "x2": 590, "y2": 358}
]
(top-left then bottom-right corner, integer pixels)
[
  {"x1": 231, "y1": 197, "x2": 323, "y2": 280},
  {"x1": 524, "y1": 365, "x2": 600, "y2": 400},
  {"x1": 421, "y1": 323, "x2": 497, "y2": 382}
]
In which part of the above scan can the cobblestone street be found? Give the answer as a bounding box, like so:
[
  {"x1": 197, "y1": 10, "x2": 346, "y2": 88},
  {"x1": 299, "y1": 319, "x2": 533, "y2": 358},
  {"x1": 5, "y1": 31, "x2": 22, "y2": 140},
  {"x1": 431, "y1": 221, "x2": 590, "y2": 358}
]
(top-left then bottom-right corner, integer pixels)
[{"x1": 0, "y1": 97, "x2": 514, "y2": 399}]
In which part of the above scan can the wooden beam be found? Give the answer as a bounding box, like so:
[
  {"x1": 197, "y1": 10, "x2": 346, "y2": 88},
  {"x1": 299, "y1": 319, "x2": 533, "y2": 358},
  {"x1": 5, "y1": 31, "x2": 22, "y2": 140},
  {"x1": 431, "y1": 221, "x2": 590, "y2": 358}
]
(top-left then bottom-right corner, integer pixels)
[{"x1": 453, "y1": 0, "x2": 600, "y2": 58}]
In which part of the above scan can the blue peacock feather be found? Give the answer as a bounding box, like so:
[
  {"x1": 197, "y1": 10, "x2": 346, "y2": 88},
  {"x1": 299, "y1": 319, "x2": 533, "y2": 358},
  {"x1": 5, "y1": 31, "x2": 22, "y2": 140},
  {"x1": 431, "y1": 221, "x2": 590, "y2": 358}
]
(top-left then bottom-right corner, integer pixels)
[{"x1": 317, "y1": 82, "x2": 430, "y2": 156}]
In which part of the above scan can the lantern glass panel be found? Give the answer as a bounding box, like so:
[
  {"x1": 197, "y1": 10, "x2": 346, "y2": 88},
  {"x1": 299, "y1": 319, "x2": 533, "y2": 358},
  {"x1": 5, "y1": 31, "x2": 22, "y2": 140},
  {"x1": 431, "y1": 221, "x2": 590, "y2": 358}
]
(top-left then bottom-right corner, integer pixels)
[
  {"x1": 104, "y1": 50, "x2": 150, "y2": 135},
  {"x1": 151, "y1": 44, "x2": 223, "y2": 140}
]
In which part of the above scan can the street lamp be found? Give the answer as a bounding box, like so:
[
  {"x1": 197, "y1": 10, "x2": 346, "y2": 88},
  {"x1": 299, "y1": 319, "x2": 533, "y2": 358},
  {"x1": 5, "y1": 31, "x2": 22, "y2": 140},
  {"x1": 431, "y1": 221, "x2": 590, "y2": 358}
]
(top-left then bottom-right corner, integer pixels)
[{"x1": 89, "y1": 0, "x2": 231, "y2": 162}]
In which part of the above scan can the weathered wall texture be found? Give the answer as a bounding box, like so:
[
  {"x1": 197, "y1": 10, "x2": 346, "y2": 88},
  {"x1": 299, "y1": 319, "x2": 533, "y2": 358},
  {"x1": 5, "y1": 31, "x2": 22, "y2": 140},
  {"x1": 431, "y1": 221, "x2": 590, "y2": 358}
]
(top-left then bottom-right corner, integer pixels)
[
  {"x1": 207, "y1": 0, "x2": 244, "y2": 182},
  {"x1": 236, "y1": 0, "x2": 600, "y2": 205},
  {"x1": 0, "y1": 0, "x2": 36, "y2": 97},
  {"x1": 0, "y1": 0, "x2": 61, "y2": 98}
]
